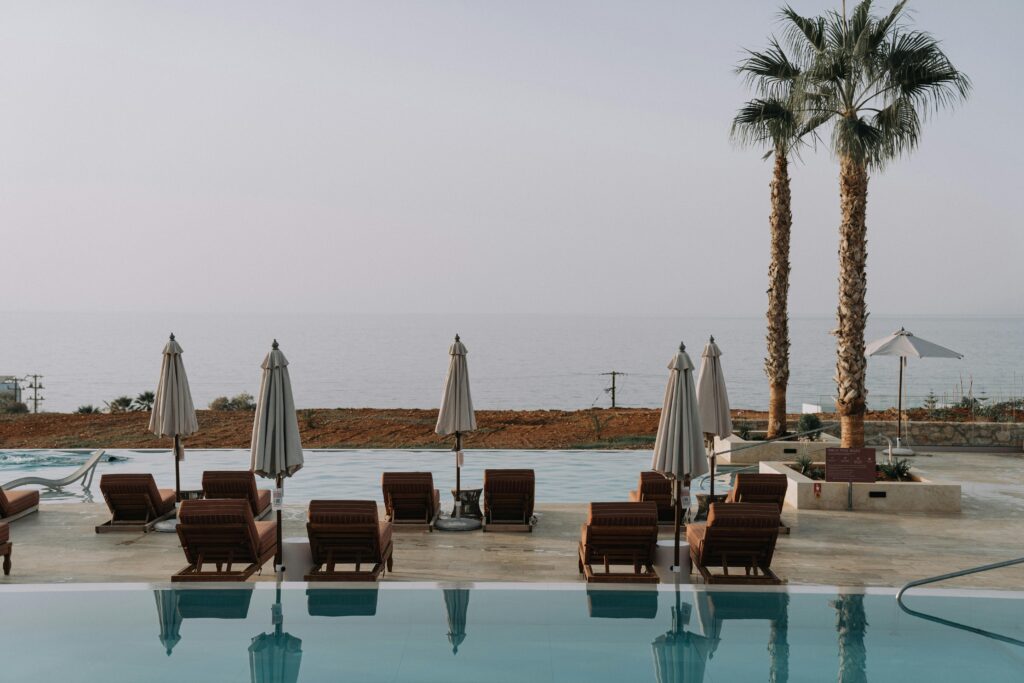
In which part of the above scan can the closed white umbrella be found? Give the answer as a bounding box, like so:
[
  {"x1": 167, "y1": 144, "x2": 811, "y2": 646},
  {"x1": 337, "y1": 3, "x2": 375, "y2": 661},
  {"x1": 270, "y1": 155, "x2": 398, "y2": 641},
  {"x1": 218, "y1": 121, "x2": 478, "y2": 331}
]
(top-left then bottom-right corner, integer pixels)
[
  {"x1": 865, "y1": 328, "x2": 962, "y2": 452},
  {"x1": 696, "y1": 336, "x2": 732, "y2": 498},
  {"x1": 154, "y1": 590, "x2": 182, "y2": 656},
  {"x1": 250, "y1": 340, "x2": 304, "y2": 570},
  {"x1": 651, "y1": 342, "x2": 705, "y2": 570},
  {"x1": 148, "y1": 333, "x2": 199, "y2": 500},
  {"x1": 435, "y1": 334, "x2": 477, "y2": 498}
]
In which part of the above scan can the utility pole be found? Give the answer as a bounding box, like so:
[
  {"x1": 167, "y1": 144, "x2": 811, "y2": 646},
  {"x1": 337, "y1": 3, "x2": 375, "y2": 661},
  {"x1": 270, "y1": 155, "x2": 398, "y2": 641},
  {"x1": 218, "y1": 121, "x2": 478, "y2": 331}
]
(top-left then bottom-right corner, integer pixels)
[
  {"x1": 601, "y1": 371, "x2": 625, "y2": 408},
  {"x1": 23, "y1": 374, "x2": 44, "y2": 413}
]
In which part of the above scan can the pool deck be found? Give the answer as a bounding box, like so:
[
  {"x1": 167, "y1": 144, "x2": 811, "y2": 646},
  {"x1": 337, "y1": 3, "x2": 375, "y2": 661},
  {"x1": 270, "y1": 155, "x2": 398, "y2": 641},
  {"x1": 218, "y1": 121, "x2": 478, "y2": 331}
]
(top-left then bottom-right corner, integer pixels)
[{"x1": 2, "y1": 450, "x2": 1023, "y2": 590}]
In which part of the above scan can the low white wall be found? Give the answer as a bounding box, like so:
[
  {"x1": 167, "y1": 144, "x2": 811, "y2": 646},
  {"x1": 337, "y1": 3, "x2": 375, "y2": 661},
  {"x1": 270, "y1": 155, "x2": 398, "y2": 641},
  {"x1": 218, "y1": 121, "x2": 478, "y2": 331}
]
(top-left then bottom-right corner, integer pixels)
[{"x1": 715, "y1": 433, "x2": 842, "y2": 464}]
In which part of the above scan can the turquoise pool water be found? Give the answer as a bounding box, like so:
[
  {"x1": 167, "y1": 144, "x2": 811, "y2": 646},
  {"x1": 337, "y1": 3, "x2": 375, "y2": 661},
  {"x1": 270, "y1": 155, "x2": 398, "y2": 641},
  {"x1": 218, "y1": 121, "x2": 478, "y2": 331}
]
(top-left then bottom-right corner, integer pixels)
[
  {"x1": 0, "y1": 449, "x2": 742, "y2": 503},
  {"x1": 0, "y1": 587, "x2": 1021, "y2": 681}
]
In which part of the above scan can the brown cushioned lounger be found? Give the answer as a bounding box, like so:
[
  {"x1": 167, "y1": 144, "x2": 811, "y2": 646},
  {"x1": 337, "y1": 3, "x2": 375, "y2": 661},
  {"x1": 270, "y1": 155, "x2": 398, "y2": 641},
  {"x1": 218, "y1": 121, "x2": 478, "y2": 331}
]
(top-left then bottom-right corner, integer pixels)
[
  {"x1": 96, "y1": 474, "x2": 176, "y2": 533},
  {"x1": 381, "y1": 472, "x2": 440, "y2": 530},
  {"x1": 305, "y1": 500, "x2": 393, "y2": 581},
  {"x1": 628, "y1": 471, "x2": 675, "y2": 524},
  {"x1": 0, "y1": 487, "x2": 40, "y2": 523},
  {"x1": 482, "y1": 469, "x2": 535, "y2": 532},
  {"x1": 201, "y1": 471, "x2": 273, "y2": 519},
  {"x1": 725, "y1": 473, "x2": 790, "y2": 533},
  {"x1": 0, "y1": 521, "x2": 11, "y2": 575},
  {"x1": 578, "y1": 502, "x2": 659, "y2": 584},
  {"x1": 687, "y1": 502, "x2": 781, "y2": 585},
  {"x1": 173, "y1": 499, "x2": 277, "y2": 582}
]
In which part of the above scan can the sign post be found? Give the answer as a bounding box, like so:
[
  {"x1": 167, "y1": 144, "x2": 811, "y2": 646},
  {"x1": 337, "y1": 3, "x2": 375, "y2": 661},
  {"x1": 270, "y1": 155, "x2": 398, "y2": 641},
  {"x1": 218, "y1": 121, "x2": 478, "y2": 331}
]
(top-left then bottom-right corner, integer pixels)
[{"x1": 825, "y1": 447, "x2": 876, "y2": 511}]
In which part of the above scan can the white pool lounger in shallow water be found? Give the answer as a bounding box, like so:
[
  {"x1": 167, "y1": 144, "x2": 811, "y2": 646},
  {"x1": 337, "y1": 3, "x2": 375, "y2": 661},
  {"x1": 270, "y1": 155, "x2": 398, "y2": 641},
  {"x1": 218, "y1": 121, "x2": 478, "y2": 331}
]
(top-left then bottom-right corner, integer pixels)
[{"x1": 1, "y1": 450, "x2": 106, "y2": 493}]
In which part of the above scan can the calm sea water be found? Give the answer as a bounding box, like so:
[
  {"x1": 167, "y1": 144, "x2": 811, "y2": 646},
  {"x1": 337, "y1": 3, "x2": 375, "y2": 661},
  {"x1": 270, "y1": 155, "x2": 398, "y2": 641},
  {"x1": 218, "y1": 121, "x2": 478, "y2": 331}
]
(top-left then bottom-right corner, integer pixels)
[{"x1": 0, "y1": 312, "x2": 1021, "y2": 413}]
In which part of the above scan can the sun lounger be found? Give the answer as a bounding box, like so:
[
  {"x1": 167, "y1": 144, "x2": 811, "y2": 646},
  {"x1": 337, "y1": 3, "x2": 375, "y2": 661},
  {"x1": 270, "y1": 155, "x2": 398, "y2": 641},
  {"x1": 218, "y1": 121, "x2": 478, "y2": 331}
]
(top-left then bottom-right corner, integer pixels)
[
  {"x1": 482, "y1": 469, "x2": 535, "y2": 532},
  {"x1": 578, "y1": 502, "x2": 659, "y2": 584},
  {"x1": 201, "y1": 471, "x2": 273, "y2": 519},
  {"x1": 686, "y1": 502, "x2": 781, "y2": 585},
  {"x1": 95, "y1": 474, "x2": 176, "y2": 533},
  {"x1": 307, "y1": 588, "x2": 380, "y2": 616},
  {"x1": 172, "y1": 499, "x2": 277, "y2": 582},
  {"x1": 305, "y1": 500, "x2": 393, "y2": 581},
  {"x1": 0, "y1": 521, "x2": 11, "y2": 575},
  {"x1": 381, "y1": 472, "x2": 440, "y2": 530},
  {"x1": 0, "y1": 488, "x2": 40, "y2": 523},
  {"x1": 628, "y1": 471, "x2": 675, "y2": 524},
  {"x1": 586, "y1": 589, "x2": 659, "y2": 619},
  {"x1": 2, "y1": 450, "x2": 105, "y2": 492},
  {"x1": 725, "y1": 473, "x2": 790, "y2": 533}
]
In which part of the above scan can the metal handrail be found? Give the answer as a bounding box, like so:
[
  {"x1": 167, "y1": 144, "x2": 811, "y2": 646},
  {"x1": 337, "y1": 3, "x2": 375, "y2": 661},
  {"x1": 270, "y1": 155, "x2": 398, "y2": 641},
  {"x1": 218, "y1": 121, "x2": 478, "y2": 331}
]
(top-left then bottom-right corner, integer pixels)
[
  {"x1": 708, "y1": 424, "x2": 836, "y2": 459},
  {"x1": 896, "y1": 556, "x2": 1024, "y2": 647}
]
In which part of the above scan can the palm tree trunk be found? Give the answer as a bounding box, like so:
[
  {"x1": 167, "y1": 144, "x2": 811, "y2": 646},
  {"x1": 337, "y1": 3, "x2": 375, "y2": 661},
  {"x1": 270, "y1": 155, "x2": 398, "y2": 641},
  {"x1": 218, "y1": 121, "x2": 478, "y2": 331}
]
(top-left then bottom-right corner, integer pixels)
[
  {"x1": 768, "y1": 593, "x2": 790, "y2": 683},
  {"x1": 765, "y1": 150, "x2": 792, "y2": 439},
  {"x1": 835, "y1": 156, "x2": 869, "y2": 448}
]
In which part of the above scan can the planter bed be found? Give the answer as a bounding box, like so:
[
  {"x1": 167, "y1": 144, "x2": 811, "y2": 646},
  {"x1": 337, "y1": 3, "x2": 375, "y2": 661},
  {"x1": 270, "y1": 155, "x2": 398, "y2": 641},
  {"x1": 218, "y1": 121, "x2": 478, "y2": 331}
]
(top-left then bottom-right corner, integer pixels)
[{"x1": 759, "y1": 460, "x2": 961, "y2": 513}]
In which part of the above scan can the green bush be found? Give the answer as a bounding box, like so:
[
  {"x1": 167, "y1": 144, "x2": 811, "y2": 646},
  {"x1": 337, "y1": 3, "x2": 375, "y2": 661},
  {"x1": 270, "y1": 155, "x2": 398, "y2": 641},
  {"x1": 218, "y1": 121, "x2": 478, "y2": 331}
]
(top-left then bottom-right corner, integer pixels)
[
  {"x1": 797, "y1": 413, "x2": 822, "y2": 440},
  {"x1": 105, "y1": 396, "x2": 135, "y2": 413},
  {"x1": 0, "y1": 397, "x2": 29, "y2": 414},
  {"x1": 879, "y1": 458, "x2": 913, "y2": 482},
  {"x1": 209, "y1": 392, "x2": 257, "y2": 411},
  {"x1": 133, "y1": 391, "x2": 155, "y2": 411},
  {"x1": 795, "y1": 454, "x2": 814, "y2": 476},
  {"x1": 75, "y1": 405, "x2": 102, "y2": 414}
]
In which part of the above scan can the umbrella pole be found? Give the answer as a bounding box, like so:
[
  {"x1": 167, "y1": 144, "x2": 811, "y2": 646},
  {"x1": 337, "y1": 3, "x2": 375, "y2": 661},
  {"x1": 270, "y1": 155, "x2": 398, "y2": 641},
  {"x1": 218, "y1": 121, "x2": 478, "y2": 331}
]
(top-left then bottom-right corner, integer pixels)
[
  {"x1": 897, "y1": 358, "x2": 904, "y2": 446},
  {"x1": 173, "y1": 434, "x2": 181, "y2": 502},
  {"x1": 455, "y1": 431, "x2": 461, "y2": 499},
  {"x1": 706, "y1": 435, "x2": 716, "y2": 498},
  {"x1": 673, "y1": 478, "x2": 681, "y2": 570},
  {"x1": 275, "y1": 474, "x2": 283, "y2": 571}
]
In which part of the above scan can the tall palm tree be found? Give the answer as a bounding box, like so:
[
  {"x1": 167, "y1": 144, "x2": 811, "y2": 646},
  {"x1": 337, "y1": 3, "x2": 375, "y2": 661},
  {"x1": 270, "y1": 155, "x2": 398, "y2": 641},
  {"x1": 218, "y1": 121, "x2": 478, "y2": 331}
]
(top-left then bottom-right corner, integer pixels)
[
  {"x1": 732, "y1": 40, "x2": 807, "y2": 439},
  {"x1": 779, "y1": 0, "x2": 969, "y2": 446}
]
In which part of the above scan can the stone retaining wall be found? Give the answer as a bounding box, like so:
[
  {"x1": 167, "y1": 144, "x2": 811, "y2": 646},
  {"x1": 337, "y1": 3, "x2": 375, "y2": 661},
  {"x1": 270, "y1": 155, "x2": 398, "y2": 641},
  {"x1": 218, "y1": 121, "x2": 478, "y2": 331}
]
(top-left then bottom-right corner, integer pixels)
[{"x1": 732, "y1": 418, "x2": 1024, "y2": 449}]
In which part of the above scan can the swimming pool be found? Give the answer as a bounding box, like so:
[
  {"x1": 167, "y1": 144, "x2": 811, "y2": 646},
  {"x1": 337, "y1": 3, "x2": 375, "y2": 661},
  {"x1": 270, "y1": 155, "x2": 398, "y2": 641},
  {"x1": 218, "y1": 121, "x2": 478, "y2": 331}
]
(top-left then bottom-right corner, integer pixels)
[
  {"x1": 0, "y1": 585, "x2": 1020, "y2": 681},
  {"x1": 0, "y1": 449, "x2": 743, "y2": 503}
]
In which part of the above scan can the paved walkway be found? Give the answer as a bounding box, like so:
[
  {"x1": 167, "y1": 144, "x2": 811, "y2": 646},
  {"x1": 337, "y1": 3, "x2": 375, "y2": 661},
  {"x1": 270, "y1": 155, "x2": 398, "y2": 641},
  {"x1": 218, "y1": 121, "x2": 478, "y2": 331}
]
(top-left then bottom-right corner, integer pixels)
[{"x1": 2, "y1": 451, "x2": 1022, "y2": 589}]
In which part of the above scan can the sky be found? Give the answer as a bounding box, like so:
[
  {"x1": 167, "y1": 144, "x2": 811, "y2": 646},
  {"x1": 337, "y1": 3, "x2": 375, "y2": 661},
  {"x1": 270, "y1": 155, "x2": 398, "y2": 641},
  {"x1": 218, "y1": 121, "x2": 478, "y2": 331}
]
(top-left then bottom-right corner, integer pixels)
[{"x1": 1, "y1": 0, "x2": 1020, "y2": 317}]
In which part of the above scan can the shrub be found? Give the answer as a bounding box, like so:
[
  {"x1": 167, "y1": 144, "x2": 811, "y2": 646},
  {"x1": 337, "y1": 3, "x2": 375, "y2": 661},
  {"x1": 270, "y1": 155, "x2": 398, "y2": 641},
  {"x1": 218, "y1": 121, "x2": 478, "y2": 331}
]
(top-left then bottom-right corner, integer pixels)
[
  {"x1": 797, "y1": 413, "x2": 822, "y2": 440},
  {"x1": 76, "y1": 405, "x2": 102, "y2": 414},
  {"x1": 0, "y1": 397, "x2": 29, "y2": 414},
  {"x1": 133, "y1": 391, "x2": 155, "y2": 412},
  {"x1": 795, "y1": 454, "x2": 814, "y2": 476},
  {"x1": 879, "y1": 458, "x2": 913, "y2": 482},
  {"x1": 105, "y1": 396, "x2": 135, "y2": 413},
  {"x1": 209, "y1": 392, "x2": 257, "y2": 411}
]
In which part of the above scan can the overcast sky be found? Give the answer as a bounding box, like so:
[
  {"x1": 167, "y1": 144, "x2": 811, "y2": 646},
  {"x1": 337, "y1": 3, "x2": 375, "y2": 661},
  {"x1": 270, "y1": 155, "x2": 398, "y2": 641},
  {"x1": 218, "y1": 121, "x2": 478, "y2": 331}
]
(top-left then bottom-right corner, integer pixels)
[{"x1": 1, "y1": 1, "x2": 1020, "y2": 317}]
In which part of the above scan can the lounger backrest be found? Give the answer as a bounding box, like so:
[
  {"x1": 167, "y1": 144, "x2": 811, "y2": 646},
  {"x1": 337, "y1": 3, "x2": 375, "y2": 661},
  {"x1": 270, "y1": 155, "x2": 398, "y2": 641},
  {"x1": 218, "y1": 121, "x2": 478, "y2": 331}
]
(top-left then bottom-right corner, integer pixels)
[
  {"x1": 307, "y1": 500, "x2": 385, "y2": 565},
  {"x1": 728, "y1": 474, "x2": 788, "y2": 511},
  {"x1": 177, "y1": 499, "x2": 261, "y2": 565},
  {"x1": 99, "y1": 474, "x2": 164, "y2": 520},
  {"x1": 637, "y1": 471, "x2": 674, "y2": 521},
  {"x1": 582, "y1": 502, "x2": 659, "y2": 565},
  {"x1": 381, "y1": 472, "x2": 436, "y2": 521},
  {"x1": 202, "y1": 471, "x2": 261, "y2": 513},
  {"x1": 699, "y1": 503, "x2": 781, "y2": 569},
  {"x1": 483, "y1": 469, "x2": 535, "y2": 522},
  {"x1": 0, "y1": 490, "x2": 11, "y2": 516}
]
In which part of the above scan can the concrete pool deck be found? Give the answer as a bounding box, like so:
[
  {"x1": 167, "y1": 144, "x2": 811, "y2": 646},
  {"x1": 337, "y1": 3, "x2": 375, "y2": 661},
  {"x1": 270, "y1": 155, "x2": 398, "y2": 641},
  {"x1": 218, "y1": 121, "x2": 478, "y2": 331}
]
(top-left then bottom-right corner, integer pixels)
[{"x1": 1, "y1": 450, "x2": 1022, "y2": 589}]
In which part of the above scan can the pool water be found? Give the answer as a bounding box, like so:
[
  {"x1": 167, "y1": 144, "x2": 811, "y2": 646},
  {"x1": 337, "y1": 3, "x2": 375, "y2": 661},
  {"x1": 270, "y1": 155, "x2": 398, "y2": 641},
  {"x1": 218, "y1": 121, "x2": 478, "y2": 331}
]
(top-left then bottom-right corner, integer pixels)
[
  {"x1": 0, "y1": 449, "x2": 742, "y2": 503},
  {"x1": 0, "y1": 586, "x2": 1020, "y2": 682}
]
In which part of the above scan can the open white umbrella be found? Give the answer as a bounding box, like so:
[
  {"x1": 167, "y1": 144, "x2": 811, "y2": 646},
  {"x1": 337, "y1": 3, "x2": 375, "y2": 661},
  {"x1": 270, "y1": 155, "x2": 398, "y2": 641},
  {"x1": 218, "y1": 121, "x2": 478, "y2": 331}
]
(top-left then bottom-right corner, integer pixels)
[
  {"x1": 148, "y1": 333, "x2": 199, "y2": 500},
  {"x1": 435, "y1": 334, "x2": 477, "y2": 499},
  {"x1": 865, "y1": 328, "x2": 962, "y2": 452},
  {"x1": 696, "y1": 336, "x2": 731, "y2": 498},
  {"x1": 250, "y1": 340, "x2": 304, "y2": 570},
  {"x1": 651, "y1": 342, "x2": 705, "y2": 570}
]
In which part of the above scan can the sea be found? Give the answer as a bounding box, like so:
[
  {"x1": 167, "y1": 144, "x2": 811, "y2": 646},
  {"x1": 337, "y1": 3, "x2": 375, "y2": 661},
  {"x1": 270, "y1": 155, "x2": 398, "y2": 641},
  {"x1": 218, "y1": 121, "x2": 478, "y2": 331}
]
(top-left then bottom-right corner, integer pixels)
[{"x1": 0, "y1": 312, "x2": 1020, "y2": 414}]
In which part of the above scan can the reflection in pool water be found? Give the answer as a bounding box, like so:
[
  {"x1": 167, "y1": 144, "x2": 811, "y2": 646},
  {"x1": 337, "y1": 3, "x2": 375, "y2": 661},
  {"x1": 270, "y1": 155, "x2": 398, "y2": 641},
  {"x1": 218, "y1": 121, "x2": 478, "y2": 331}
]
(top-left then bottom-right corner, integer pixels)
[{"x1": 1, "y1": 587, "x2": 1021, "y2": 682}]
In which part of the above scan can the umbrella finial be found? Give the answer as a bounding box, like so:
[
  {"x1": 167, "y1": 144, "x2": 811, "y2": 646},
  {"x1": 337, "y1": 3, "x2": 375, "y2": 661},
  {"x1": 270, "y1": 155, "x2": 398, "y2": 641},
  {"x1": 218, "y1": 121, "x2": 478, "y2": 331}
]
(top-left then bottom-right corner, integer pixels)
[
  {"x1": 169, "y1": 332, "x2": 175, "y2": 341},
  {"x1": 679, "y1": 341, "x2": 686, "y2": 352},
  {"x1": 709, "y1": 334, "x2": 715, "y2": 343},
  {"x1": 454, "y1": 333, "x2": 460, "y2": 343},
  {"x1": 272, "y1": 339, "x2": 279, "y2": 350}
]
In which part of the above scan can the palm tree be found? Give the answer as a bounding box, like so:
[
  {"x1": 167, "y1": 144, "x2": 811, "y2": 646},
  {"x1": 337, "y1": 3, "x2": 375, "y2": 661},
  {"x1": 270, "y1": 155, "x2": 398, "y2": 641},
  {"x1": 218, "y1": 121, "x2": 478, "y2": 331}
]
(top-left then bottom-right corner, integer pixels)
[
  {"x1": 134, "y1": 391, "x2": 155, "y2": 412},
  {"x1": 779, "y1": 0, "x2": 969, "y2": 446},
  {"x1": 732, "y1": 40, "x2": 808, "y2": 439}
]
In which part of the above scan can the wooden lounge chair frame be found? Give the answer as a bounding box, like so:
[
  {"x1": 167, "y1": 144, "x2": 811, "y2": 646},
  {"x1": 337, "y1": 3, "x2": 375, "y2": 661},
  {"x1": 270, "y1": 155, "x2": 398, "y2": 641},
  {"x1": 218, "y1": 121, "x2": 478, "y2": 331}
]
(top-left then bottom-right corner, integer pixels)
[
  {"x1": 628, "y1": 471, "x2": 675, "y2": 525},
  {"x1": 305, "y1": 501, "x2": 394, "y2": 582},
  {"x1": 482, "y1": 469, "x2": 535, "y2": 532},
  {"x1": 725, "y1": 473, "x2": 791, "y2": 534},
  {"x1": 688, "y1": 502, "x2": 781, "y2": 585},
  {"x1": 173, "y1": 500, "x2": 277, "y2": 582},
  {"x1": 95, "y1": 474, "x2": 176, "y2": 533},
  {"x1": 578, "y1": 502, "x2": 660, "y2": 584},
  {"x1": 201, "y1": 470, "x2": 273, "y2": 520},
  {"x1": 381, "y1": 472, "x2": 440, "y2": 531}
]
